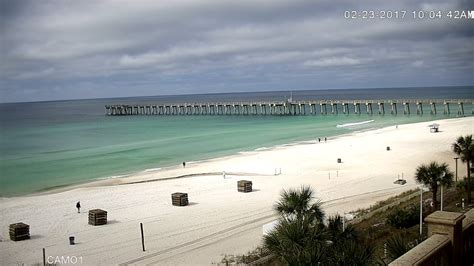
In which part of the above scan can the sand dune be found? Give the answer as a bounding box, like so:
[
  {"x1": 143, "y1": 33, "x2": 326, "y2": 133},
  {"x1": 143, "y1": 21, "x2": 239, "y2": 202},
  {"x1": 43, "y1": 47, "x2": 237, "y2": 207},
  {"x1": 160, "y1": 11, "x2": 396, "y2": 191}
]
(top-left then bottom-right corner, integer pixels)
[{"x1": 0, "y1": 117, "x2": 472, "y2": 265}]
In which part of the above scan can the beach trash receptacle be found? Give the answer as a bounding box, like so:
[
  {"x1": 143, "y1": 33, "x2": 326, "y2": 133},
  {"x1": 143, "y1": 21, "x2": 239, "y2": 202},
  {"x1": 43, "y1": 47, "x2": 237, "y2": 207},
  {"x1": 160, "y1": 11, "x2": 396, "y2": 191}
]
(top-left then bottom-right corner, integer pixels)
[
  {"x1": 337, "y1": 158, "x2": 342, "y2": 163},
  {"x1": 386, "y1": 146, "x2": 390, "y2": 151},
  {"x1": 69, "y1": 236, "x2": 75, "y2": 245},
  {"x1": 88, "y1": 209, "x2": 107, "y2": 226},
  {"x1": 9, "y1": 222, "x2": 30, "y2": 241},
  {"x1": 237, "y1": 180, "x2": 252, "y2": 193},
  {"x1": 171, "y1": 192, "x2": 189, "y2": 206}
]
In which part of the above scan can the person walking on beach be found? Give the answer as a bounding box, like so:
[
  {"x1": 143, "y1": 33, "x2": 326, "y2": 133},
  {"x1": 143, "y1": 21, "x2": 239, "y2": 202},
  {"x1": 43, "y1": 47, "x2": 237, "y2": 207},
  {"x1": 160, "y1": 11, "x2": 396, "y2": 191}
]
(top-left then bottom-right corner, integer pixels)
[
  {"x1": 324, "y1": 137, "x2": 327, "y2": 142},
  {"x1": 76, "y1": 201, "x2": 81, "y2": 213},
  {"x1": 318, "y1": 138, "x2": 321, "y2": 143},
  {"x1": 182, "y1": 161, "x2": 186, "y2": 168}
]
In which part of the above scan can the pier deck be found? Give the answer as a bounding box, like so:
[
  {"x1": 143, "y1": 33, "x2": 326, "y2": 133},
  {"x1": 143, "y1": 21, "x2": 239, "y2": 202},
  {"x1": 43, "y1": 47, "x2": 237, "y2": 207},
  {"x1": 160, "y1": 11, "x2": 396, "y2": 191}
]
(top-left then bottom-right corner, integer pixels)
[{"x1": 105, "y1": 99, "x2": 472, "y2": 116}]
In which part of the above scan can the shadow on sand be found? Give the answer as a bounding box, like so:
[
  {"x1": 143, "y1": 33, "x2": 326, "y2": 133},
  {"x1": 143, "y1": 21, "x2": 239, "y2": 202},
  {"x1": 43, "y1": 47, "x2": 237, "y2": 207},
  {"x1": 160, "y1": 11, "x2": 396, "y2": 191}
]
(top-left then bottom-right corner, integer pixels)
[{"x1": 29, "y1": 234, "x2": 44, "y2": 240}]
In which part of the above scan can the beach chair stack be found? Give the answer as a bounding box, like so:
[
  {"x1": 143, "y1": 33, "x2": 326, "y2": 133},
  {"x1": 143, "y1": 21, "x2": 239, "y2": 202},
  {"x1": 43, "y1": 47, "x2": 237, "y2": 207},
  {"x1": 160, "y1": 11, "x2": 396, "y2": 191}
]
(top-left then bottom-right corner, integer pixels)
[
  {"x1": 9, "y1": 222, "x2": 30, "y2": 241},
  {"x1": 237, "y1": 180, "x2": 252, "y2": 193},
  {"x1": 171, "y1": 192, "x2": 189, "y2": 206},
  {"x1": 88, "y1": 209, "x2": 108, "y2": 226}
]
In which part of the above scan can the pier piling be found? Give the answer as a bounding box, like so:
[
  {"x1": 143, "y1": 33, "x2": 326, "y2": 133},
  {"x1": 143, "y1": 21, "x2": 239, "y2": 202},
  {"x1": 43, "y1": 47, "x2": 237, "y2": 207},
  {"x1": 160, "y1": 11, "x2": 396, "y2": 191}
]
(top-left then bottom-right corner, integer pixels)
[
  {"x1": 354, "y1": 102, "x2": 361, "y2": 114},
  {"x1": 342, "y1": 103, "x2": 349, "y2": 115},
  {"x1": 458, "y1": 102, "x2": 464, "y2": 116},
  {"x1": 416, "y1": 102, "x2": 423, "y2": 115},
  {"x1": 366, "y1": 102, "x2": 372, "y2": 115},
  {"x1": 378, "y1": 102, "x2": 385, "y2": 115},
  {"x1": 320, "y1": 103, "x2": 327, "y2": 115},
  {"x1": 331, "y1": 103, "x2": 338, "y2": 115},
  {"x1": 430, "y1": 102, "x2": 436, "y2": 115},
  {"x1": 390, "y1": 102, "x2": 397, "y2": 115},
  {"x1": 403, "y1": 102, "x2": 410, "y2": 115},
  {"x1": 444, "y1": 102, "x2": 450, "y2": 115}
]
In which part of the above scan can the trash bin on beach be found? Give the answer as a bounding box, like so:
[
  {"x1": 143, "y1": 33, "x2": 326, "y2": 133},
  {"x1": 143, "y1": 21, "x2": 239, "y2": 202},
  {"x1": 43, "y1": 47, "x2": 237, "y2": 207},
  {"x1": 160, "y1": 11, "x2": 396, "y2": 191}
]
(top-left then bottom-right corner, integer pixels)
[
  {"x1": 88, "y1": 209, "x2": 108, "y2": 225},
  {"x1": 386, "y1": 146, "x2": 391, "y2": 151},
  {"x1": 9, "y1": 222, "x2": 30, "y2": 241},
  {"x1": 171, "y1": 192, "x2": 189, "y2": 206},
  {"x1": 337, "y1": 158, "x2": 342, "y2": 163},
  {"x1": 237, "y1": 180, "x2": 252, "y2": 193},
  {"x1": 69, "y1": 236, "x2": 75, "y2": 245}
]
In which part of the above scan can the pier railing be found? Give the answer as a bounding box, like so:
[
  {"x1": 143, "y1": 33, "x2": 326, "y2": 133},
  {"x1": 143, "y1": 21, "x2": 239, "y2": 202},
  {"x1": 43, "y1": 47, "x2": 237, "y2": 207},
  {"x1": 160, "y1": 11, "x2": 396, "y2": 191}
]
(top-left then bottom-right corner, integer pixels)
[{"x1": 105, "y1": 99, "x2": 473, "y2": 116}]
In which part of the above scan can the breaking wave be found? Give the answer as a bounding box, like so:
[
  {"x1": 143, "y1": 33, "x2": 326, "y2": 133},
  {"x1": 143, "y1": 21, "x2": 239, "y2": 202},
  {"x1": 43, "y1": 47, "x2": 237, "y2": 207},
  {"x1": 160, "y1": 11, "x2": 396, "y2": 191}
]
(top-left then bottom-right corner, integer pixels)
[{"x1": 336, "y1": 120, "x2": 374, "y2": 128}]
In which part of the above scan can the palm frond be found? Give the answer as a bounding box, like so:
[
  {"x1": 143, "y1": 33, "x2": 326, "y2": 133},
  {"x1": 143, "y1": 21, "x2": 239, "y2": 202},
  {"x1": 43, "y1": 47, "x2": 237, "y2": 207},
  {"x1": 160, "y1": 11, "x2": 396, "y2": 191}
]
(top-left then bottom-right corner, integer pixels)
[{"x1": 386, "y1": 233, "x2": 411, "y2": 261}]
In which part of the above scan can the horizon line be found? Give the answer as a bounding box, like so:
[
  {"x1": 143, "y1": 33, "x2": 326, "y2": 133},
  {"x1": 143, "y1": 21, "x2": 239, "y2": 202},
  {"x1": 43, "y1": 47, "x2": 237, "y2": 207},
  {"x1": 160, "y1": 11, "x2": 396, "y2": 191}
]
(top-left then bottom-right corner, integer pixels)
[{"x1": 1, "y1": 85, "x2": 472, "y2": 105}]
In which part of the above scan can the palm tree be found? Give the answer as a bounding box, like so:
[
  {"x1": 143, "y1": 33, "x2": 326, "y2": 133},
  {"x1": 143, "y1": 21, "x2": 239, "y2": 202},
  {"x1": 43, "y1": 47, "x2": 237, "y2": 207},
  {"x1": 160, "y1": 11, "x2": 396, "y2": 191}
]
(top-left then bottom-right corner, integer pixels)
[
  {"x1": 274, "y1": 185, "x2": 324, "y2": 223},
  {"x1": 263, "y1": 217, "x2": 327, "y2": 264},
  {"x1": 326, "y1": 214, "x2": 358, "y2": 244},
  {"x1": 325, "y1": 215, "x2": 375, "y2": 265},
  {"x1": 452, "y1": 135, "x2": 474, "y2": 203},
  {"x1": 415, "y1": 161, "x2": 454, "y2": 210},
  {"x1": 265, "y1": 186, "x2": 375, "y2": 265},
  {"x1": 265, "y1": 186, "x2": 327, "y2": 264}
]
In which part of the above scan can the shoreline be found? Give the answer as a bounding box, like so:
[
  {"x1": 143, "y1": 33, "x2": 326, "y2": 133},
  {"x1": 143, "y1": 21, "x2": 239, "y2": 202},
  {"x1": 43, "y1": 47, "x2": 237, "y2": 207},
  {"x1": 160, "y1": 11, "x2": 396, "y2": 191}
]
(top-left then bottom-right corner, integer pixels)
[
  {"x1": 3, "y1": 116, "x2": 470, "y2": 199},
  {"x1": 0, "y1": 119, "x2": 398, "y2": 198}
]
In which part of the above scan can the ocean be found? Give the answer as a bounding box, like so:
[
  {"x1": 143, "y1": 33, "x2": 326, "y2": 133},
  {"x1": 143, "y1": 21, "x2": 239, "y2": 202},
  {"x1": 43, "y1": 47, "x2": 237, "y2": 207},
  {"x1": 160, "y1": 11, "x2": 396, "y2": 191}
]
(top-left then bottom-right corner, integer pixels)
[{"x1": 0, "y1": 87, "x2": 472, "y2": 196}]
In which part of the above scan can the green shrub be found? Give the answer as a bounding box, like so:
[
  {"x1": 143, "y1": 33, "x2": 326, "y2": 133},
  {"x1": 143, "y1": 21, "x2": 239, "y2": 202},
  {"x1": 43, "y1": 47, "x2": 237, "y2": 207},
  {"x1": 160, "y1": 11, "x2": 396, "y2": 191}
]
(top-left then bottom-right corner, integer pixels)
[
  {"x1": 456, "y1": 178, "x2": 474, "y2": 191},
  {"x1": 385, "y1": 234, "x2": 411, "y2": 260},
  {"x1": 386, "y1": 205, "x2": 419, "y2": 229}
]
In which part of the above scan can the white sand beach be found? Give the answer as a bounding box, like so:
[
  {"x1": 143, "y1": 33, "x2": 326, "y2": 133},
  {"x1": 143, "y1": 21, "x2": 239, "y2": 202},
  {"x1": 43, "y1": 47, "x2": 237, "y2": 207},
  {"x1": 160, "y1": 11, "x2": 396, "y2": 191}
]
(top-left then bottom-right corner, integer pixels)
[{"x1": 0, "y1": 117, "x2": 472, "y2": 265}]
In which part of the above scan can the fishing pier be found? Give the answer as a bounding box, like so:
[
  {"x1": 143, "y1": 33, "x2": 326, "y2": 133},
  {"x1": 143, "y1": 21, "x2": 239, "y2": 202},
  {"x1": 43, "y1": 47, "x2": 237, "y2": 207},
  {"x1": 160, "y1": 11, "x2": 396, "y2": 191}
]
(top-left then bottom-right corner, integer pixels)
[{"x1": 105, "y1": 99, "x2": 471, "y2": 116}]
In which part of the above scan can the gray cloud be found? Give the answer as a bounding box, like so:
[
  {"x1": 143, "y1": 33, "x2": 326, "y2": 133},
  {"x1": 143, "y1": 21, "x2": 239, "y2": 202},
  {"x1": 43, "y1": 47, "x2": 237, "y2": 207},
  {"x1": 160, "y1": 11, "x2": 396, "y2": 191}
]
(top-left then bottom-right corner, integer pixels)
[{"x1": 1, "y1": 0, "x2": 473, "y2": 102}]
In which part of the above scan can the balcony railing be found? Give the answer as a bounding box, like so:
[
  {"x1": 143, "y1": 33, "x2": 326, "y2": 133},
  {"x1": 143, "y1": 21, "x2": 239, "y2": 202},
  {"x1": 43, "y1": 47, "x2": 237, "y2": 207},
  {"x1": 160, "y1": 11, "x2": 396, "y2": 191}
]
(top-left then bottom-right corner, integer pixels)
[{"x1": 390, "y1": 209, "x2": 474, "y2": 265}]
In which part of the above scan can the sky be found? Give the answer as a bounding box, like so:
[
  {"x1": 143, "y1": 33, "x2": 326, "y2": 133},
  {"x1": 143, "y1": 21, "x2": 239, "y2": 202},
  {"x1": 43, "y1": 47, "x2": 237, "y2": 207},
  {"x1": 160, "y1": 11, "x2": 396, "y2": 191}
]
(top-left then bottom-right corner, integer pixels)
[{"x1": 1, "y1": 0, "x2": 473, "y2": 103}]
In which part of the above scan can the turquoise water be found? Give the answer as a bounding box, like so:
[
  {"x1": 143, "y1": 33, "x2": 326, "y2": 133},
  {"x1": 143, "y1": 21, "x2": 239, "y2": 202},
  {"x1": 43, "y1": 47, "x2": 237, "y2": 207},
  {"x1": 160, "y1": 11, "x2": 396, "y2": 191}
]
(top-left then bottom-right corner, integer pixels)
[{"x1": 0, "y1": 87, "x2": 472, "y2": 196}]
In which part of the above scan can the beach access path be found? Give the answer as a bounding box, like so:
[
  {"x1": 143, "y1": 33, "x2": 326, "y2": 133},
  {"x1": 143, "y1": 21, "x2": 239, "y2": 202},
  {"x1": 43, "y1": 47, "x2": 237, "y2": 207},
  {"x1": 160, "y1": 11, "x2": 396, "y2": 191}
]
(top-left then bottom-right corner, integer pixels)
[{"x1": 0, "y1": 117, "x2": 472, "y2": 265}]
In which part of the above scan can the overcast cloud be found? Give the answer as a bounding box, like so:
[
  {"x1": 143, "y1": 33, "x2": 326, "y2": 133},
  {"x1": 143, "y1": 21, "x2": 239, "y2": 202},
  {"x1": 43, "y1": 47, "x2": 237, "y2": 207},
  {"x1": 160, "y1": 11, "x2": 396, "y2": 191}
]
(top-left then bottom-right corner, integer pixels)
[{"x1": 1, "y1": 0, "x2": 473, "y2": 102}]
